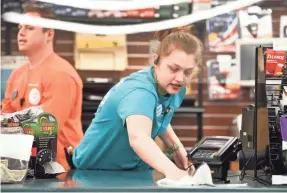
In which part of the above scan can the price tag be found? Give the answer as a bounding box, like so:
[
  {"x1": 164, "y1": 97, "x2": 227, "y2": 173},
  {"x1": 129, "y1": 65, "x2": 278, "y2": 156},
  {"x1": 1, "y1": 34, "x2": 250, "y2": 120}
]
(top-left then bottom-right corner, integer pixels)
[{"x1": 273, "y1": 39, "x2": 287, "y2": 51}]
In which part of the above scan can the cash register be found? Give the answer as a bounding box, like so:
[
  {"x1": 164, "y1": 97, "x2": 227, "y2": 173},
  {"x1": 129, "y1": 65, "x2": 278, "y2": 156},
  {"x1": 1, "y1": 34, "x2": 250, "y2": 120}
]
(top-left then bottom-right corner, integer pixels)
[{"x1": 188, "y1": 136, "x2": 242, "y2": 183}]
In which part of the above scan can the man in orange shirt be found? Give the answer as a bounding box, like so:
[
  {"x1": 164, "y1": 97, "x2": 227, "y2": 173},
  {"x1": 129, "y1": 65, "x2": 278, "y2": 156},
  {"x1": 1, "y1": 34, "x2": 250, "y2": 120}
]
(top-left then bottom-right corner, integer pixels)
[{"x1": 1, "y1": 5, "x2": 84, "y2": 171}]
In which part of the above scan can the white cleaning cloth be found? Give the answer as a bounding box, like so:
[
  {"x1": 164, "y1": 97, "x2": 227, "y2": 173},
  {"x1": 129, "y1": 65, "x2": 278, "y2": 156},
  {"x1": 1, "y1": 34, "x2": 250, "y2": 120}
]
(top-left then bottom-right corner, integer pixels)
[
  {"x1": 157, "y1": 163, "x2": 214, "y2": 187},
  {"x1": 157, "y1": 163, "x2": 248, "y2": 188}
]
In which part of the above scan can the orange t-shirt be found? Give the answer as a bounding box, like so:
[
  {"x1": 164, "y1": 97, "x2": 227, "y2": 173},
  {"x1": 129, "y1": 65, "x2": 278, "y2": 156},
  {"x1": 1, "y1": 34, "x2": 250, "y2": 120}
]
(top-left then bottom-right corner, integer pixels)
[{"x1": 1, "y1": 53, "x2": 84, "y2": 171}]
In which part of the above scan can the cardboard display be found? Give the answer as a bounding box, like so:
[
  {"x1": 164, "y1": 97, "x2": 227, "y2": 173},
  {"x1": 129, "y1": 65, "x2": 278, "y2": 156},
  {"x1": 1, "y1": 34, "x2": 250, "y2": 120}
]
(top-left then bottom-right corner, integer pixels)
[
  {"x1": 207, "y1": 56, "x2": 240, "y2": 100},
  {"x1": 206, "y1": 11, "x2": 239, "y2": 52},
  {"x1": 238, "y1": 6, "x2": 273, "y2": 39}
]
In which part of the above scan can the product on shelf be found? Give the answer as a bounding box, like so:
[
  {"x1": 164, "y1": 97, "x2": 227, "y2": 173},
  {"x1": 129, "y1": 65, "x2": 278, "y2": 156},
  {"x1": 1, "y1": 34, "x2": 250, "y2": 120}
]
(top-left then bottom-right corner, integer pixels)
[
  {"x1": 88, "y1": 8, "x2": 156, "y2": 18},
  {"x1": 264, "y1": 49, "x2": 286, "y2": 77},
  {"x1": 238, "y1": 6, "x2": 272, "y2": 39},
  {"x1": 0, "y1": 106, "x2": 64, "y2": 179},
  {"x1": 207, "y1": 56, "x2": 240, "y2": 100},
  {"x1": 206, "y1": 11, "x2": 238, "y2": 52}
]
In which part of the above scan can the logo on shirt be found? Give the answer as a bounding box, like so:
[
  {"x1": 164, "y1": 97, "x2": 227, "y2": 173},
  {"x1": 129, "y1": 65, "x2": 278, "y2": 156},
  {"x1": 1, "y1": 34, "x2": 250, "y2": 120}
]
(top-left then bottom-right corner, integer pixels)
[
  {"x1": 29, "y1": 88, "x2": 41, "y2": 105},
  {"x1": 28, "y1": 83, "x2": 39, "y2": 87},
  {"x1": 156, "y1": 104, "x2": 163, "y2": 117}
]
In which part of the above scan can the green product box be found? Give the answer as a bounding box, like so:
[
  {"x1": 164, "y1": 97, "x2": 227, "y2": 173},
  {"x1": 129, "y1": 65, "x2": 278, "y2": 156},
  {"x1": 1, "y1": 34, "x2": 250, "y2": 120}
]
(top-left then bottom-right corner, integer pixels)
[{"x1": 22, "y1": 112, "x2": 58, "y2": 178}]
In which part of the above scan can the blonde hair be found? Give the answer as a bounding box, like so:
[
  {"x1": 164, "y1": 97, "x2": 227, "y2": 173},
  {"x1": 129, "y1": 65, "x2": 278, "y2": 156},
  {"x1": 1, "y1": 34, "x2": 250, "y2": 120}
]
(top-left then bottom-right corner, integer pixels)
[{"x1": 154, "y1": 26, "x2": 204, "y2": 66}]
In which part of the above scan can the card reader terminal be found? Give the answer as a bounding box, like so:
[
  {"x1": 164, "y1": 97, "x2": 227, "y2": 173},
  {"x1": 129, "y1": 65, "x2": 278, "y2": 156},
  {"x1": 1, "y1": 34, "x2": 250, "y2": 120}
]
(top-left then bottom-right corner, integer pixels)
[{"x1": 188, "y1": 136, "x2": 242, "y2": 183}]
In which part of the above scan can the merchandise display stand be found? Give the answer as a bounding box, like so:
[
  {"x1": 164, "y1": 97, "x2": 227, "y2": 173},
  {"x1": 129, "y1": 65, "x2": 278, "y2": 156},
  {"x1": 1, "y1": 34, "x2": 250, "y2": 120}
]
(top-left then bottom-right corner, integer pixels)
[{"x1": 253, "y1": 46, "x2": 287, "y2": 184}]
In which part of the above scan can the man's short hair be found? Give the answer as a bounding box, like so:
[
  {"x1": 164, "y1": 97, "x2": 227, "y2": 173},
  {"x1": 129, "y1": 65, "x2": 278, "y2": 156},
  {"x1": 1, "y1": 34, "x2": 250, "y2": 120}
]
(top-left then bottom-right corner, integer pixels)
[
  {"x1": 23, "y1": 4, "x2": 55, "y2": 31},
  {"x1": 23, "y1": 4, "x2": 55, "y2": 19}
]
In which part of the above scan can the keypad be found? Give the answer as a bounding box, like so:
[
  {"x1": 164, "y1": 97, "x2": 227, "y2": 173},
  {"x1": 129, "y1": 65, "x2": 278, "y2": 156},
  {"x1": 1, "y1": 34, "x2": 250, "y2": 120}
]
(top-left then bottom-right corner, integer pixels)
[{"x1": 192, "y1": 149, "x2": 217, "y2": 159}]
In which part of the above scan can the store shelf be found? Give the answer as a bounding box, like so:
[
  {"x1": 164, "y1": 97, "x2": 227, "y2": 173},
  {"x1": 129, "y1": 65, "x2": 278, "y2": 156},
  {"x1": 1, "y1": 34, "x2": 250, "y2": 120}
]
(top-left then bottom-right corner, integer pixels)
[
  {"x1": 266, "y1": 79, "x2": 282, "y2": 85},
  {"x1": 57, "y1": 16, "x2": 163, "y2": 25},
  {"x1": 175, "y1": 107, "x2": 205, "y2": 114}
]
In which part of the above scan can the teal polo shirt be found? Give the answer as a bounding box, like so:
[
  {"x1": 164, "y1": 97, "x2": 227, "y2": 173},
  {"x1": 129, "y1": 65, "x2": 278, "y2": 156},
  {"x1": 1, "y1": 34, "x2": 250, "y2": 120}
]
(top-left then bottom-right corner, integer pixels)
[{"x1": 73, "y1": 66, "x2": 186, "y2": 170}]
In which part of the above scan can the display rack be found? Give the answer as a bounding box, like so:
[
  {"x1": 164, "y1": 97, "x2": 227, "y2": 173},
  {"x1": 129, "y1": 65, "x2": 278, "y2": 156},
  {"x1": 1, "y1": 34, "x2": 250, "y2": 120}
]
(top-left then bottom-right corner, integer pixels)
[{"x1": 253, "y1": 46, "x2": 287, "y2": 184}]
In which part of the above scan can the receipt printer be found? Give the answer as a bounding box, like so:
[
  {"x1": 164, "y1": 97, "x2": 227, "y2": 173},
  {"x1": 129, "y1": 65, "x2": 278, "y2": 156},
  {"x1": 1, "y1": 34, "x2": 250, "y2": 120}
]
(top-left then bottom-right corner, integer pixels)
[{"x1": 188, "y1": 136, "x2": 242, "y2": 183}]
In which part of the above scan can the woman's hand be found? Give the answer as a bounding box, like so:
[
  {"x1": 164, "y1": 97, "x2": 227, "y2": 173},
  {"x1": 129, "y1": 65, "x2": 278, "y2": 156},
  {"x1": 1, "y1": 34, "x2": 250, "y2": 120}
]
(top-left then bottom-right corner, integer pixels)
[
  {"x1": 165, "y1": 168, "x2": 188, "y2": 181},
  {"x1": 173, "y1": 146, "x2": 189, "y2": 169},
  {"x1": 172, "y1": 147, "x2": 195, "y2": 176}
]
